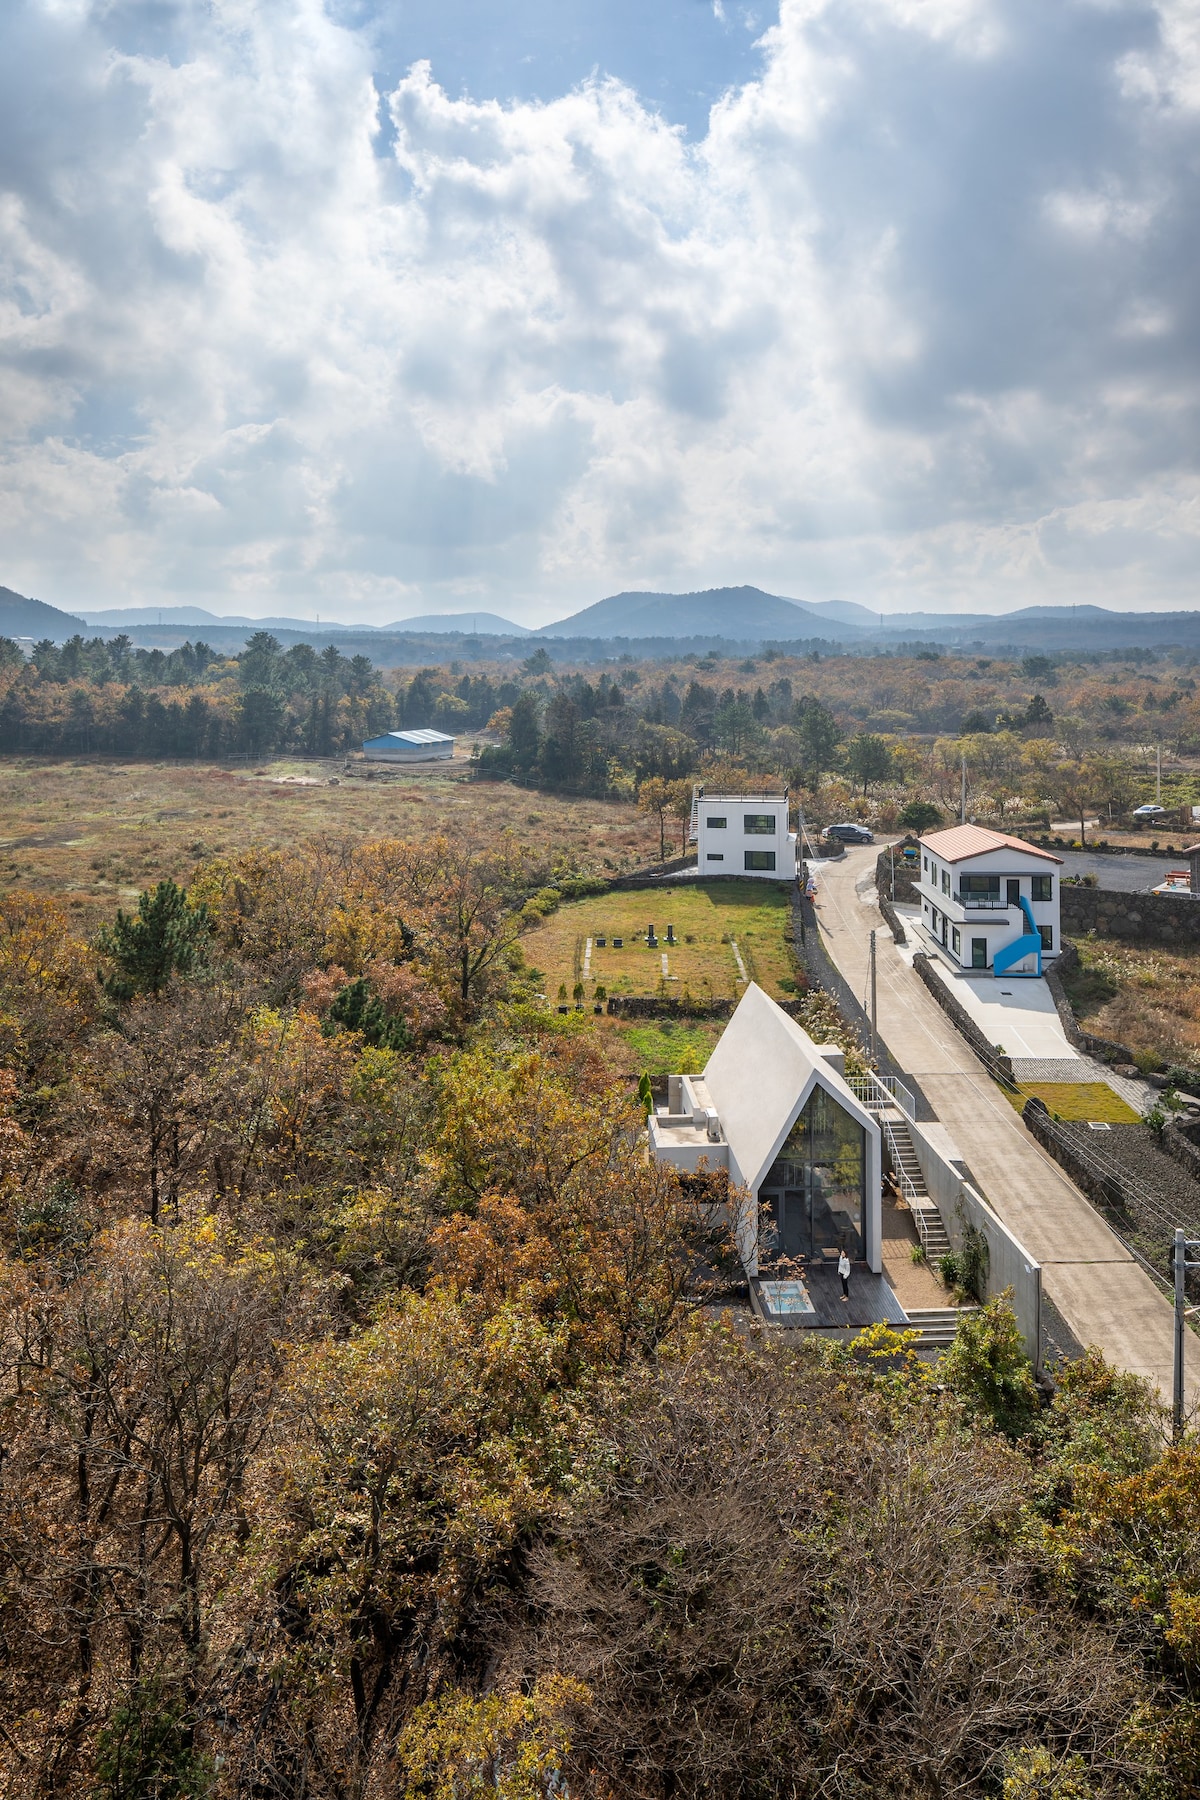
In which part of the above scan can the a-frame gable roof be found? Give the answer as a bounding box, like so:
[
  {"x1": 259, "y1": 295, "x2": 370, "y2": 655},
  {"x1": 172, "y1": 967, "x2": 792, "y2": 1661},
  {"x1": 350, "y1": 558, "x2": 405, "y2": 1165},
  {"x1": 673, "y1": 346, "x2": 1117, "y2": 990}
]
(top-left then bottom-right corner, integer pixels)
[{"x1": 701, "y1": 983, "x2": 874, "y2": 1193}]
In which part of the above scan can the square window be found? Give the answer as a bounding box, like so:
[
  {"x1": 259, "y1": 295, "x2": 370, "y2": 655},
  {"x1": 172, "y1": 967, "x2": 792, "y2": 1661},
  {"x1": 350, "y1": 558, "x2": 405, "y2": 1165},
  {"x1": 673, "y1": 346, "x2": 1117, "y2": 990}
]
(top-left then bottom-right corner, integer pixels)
[
  {"x1": 1032, "y1": 874, "x2": 1053, "y2": 902},
  {"x1": 744, "y1": 813, "x2": 775, "y2": 835},
  {"x1": 706, "y1": 815, "x2": 727, "y2": 829},
  {"x1": 744, "y1": 850, "x2": 777, "y2": 871},
  {"x1": 706, "y1": 852, "x2": 725, "y2": 862}
]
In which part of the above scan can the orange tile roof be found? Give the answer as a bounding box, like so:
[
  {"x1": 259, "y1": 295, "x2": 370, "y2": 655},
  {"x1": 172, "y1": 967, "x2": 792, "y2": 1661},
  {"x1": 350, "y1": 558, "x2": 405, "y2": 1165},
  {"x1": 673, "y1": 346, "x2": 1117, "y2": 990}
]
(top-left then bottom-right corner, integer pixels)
[{"x1": 920, "y1": 824, "x2": 1063, "y2": 865}]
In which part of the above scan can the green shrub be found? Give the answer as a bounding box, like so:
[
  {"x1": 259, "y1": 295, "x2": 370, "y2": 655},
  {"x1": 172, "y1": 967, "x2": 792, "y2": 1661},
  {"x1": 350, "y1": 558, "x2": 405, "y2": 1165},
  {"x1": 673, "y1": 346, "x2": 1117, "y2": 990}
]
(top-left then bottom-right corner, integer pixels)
[
  {"x1": 93, "y1": 1677, "x2": 213, "y2": 1800},
  {"x1": 941, "y1": 1293, "x2": 1040, "y2": 1440}
]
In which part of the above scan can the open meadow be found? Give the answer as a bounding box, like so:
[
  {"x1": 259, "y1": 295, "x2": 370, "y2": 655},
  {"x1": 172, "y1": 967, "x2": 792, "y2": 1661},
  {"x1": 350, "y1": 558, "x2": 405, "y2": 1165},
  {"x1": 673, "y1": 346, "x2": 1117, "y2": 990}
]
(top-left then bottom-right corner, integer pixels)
[
  {"x1": 0, "y1": 754, "x2": 660, "y2": 929},
  {"x1": 524, "y1": 879, "x2": 796, "y2": 1007},
  {"x1": 1063, "y1": 934, "x2": 1200, "y2": 1071}
]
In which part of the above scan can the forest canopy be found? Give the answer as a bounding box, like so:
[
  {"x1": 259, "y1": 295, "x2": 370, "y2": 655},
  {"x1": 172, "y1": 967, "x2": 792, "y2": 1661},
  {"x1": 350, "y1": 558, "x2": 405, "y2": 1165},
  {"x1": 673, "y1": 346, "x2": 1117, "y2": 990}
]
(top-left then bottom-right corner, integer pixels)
[{"x1": 0, "y1": 818, "x2": 1196, "y2": 1799}]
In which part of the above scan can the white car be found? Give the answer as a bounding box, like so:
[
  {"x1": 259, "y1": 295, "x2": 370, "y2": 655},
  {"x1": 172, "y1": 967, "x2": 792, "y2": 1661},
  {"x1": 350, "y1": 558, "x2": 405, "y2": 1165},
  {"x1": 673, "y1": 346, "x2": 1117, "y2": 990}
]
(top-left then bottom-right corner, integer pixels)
[{"x1": 1132, "y1": 804, "x2": 1166, "y2": 818}]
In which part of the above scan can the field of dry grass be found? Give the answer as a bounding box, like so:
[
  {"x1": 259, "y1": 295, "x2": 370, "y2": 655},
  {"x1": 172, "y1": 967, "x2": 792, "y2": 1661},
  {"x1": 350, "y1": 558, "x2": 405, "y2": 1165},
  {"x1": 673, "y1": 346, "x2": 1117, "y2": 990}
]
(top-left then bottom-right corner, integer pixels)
[
  {"x1": 524, "y1": 881, "x2": 797, "y2": 1006},
  {"x1": 0, "y1": 754, "x2": 660, "y2": 927},
  {"x1": 1064, "y1": 935, "x2": 1200, "y2": 1070}
]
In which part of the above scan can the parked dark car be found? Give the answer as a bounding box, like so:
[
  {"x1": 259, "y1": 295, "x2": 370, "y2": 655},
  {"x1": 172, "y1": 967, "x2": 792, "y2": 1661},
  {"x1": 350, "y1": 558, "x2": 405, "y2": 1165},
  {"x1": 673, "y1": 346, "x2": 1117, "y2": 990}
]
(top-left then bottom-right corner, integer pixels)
[{"x1": 825, "y1": 822, "x2": 875, "y2": 844}]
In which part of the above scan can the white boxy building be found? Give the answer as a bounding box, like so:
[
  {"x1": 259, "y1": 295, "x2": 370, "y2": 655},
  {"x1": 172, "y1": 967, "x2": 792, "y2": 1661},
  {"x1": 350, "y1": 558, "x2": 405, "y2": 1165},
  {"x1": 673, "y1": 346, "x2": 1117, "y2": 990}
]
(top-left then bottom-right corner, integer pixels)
[
  {"x1": 916, "y1": 824, "x2": 1062, "y2": 978},
  {"x1": 362, "y1": 728, "x2": 456, "y2": 763},
  {"x1": 692, "y1": 788, "x2": 797, "y2": 881},
  {"x1": 649, "y1": 982, "x2": 881, "y2": 1280}
]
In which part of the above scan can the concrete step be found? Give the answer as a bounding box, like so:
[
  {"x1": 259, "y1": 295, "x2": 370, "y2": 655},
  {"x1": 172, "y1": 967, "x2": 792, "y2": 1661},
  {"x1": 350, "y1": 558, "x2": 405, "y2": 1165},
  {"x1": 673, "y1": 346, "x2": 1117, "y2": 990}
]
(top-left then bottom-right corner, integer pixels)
[{"x1": 904, "y1": 1306, "x2": 977, "y2": 1350}]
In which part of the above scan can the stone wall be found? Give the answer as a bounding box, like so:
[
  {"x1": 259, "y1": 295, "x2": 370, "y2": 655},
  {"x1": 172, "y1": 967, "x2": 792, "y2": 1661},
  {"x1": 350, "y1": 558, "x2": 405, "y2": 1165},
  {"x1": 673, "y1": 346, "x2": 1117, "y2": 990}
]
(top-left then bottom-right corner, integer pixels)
[
  {"x1": 1061, "y1": 883, "x2": 1200, "y2": 945},
  {"x1": 1042, "y1": 941, "x2": 1133, "y2": 1065}
]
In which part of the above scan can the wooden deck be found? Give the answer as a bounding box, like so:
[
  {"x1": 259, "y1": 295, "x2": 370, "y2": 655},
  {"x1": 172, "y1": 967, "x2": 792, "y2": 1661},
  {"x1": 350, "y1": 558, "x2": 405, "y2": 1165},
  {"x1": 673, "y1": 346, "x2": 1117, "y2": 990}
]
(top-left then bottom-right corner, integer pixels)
[{"x1": 752, "y1": 1264, "x2": 910, "y2": 1329}]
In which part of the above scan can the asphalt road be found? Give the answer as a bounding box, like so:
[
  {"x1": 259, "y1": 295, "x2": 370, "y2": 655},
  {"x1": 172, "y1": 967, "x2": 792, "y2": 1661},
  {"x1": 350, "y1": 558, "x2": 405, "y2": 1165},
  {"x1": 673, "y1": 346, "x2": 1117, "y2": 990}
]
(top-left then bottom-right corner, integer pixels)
[
  {"x1": 1055, "y1": 848, "x2": 1180, "y2": 892},
  {"x1": 812, "y1": 844, "x2": 1200, "y2": 1407}
]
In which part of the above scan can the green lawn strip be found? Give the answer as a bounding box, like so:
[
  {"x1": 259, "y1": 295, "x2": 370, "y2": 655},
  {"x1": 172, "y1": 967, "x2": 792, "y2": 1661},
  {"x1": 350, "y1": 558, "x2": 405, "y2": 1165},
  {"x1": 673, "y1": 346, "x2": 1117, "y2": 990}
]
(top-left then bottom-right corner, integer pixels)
[
  {"x1": 618, "y1": 1019, "x2": 725, "y2": 1077},
  {"x1": 1003, "y1": 1081, "x2": 1141, "y2": 1124}
]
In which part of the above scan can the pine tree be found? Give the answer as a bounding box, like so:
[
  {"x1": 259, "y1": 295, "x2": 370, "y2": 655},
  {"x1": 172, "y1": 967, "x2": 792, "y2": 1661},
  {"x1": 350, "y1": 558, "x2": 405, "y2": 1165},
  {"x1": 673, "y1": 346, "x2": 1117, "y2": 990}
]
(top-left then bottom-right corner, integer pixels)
[{"x1": 97, "y1": 879, "x2": 212, "y2": 1002}]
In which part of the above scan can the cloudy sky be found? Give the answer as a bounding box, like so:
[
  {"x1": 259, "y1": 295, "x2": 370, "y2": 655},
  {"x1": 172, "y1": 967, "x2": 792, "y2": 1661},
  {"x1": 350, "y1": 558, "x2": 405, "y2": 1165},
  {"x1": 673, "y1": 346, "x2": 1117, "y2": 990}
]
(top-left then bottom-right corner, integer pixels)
[{"x1": 1, "y1": 0, "x2": 1199, "y2": 625}]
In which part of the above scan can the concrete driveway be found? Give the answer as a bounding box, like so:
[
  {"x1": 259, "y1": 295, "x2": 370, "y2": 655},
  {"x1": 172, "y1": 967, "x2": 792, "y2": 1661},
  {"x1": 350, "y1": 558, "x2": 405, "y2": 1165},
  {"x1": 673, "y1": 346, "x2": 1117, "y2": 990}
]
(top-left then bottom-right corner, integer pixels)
[{"x1": 809, "y1": 845, "x2": 1200, "y2": 1409}]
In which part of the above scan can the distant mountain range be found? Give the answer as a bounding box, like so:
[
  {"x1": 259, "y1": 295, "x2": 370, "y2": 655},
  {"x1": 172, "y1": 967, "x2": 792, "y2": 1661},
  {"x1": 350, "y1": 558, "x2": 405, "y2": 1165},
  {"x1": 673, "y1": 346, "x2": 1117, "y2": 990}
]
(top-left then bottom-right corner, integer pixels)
[
  {"x1": 0, "y1": 586, "x2": 85, "y2": 636},
  {"x1": 384, "y1": 611, "x2": 531, "y2": 636},
  {"x1": 7, "y1": 581, "x2": 1200, "y2": 655},
  {"x1": 77, "y1": 605, "x2": 532, "y2": 637},
  {"x1": 534, "y1": 586, "x2": 874, "y2": 639}
]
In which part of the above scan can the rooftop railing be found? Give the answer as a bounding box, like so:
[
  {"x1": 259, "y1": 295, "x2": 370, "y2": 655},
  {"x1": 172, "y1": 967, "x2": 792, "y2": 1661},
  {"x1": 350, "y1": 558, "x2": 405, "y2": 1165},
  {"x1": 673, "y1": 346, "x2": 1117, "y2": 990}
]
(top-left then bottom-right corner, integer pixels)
[{"x1": 847, "y1": 1072, "x2": 916, "y2": 1120}]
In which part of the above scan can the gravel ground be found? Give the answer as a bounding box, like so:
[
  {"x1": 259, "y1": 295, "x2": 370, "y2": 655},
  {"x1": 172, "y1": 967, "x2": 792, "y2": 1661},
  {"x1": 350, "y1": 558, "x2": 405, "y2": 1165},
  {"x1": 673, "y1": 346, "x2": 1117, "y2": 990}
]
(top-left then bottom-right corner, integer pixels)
[{"x1": 1052, "y1": 1119, "x2": 1200, "y2": 1291}]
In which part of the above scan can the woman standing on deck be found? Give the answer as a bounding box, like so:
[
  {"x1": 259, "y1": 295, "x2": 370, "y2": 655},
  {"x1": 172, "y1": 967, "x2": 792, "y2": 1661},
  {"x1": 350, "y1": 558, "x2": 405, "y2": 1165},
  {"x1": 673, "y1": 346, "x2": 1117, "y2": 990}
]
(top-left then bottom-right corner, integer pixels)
[{"x1": 838, "y1": 1248, "x2": 851, "y2": 1303}]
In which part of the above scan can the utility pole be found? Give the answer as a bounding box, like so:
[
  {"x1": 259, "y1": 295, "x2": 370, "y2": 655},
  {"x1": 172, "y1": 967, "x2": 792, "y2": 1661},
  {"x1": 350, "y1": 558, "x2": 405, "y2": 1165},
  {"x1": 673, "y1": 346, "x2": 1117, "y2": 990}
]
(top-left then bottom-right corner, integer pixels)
[
  {"x1": 1174, "y1": 1228, "x2": 1200, "y2": 1442},
  {"x1": 960, "y1": 755, "x2": 967, "y2": 825},
  {"x1": 868, "y1": 929, "x2": 878, "y2": 1066},
  {"x1": 1157, "y1": 743, "x2": 1162, "y2": 805}
]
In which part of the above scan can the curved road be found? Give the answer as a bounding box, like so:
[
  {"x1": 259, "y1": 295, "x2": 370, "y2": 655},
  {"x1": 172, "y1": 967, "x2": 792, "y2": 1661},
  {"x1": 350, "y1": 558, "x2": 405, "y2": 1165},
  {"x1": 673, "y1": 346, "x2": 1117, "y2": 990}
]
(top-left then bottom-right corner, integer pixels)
[{"x1": 812, "y1": 845, "x2": 1199, "y2": 1407}]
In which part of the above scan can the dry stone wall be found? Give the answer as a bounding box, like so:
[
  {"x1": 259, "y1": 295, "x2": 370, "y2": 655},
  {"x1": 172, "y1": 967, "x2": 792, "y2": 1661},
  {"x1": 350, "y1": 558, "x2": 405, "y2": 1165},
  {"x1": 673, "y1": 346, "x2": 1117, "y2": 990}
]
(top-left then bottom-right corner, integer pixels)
[{"x1": 1061, "y1": 883, "x2": 1200, "y2": 945}]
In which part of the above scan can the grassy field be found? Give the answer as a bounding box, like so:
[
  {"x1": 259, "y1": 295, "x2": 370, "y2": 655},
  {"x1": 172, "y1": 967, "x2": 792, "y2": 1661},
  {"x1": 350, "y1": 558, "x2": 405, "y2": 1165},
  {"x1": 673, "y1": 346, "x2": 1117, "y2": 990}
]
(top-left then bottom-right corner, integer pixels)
[
  {"x1": 0, "y1": 755, "x2": 659, "y2": 926},
  {"x1": 524, "y1": 880, "x2": 797, "y2": 1006},
  {"x1": 620, "y1": 1019, "x2": 726, "y2": 1076},
  {"x1": 1004, "y1": 1081, "x2": 1141, "y2": 1124},
  {"x1": 1063, "y1": 935, "x2": 1200, "y2": 1071}
]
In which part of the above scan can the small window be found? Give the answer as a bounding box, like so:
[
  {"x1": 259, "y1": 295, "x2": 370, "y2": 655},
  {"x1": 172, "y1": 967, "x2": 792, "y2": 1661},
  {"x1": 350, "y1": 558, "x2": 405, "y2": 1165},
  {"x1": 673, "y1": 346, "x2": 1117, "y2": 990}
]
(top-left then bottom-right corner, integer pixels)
[
  {"x1": 744, "y1": 813, "x2": 775, "y2": 835},
  {"x1": 744, "y1": 850, "x2": 777, "y2": 871},
  {"x1": 971, "y1": 938, "x2": 988, "y2": 969},
  {"x1": 922, "y1": 855, "x2": 928, "y2": 872},
  {"x1": 1038, "y1": 925, "x2": 1053, "y2": 951},
  {"x1": 706, "y1": 815, "x2": 727, "y2": 830},
  {"x1": 706, "y1": 852, "x2": 725, "y2": 862},
  {"x1": 941, "y1": 869, "x2": 950, "y2": 895},
  {"x1": 951, "y1": 927, "x2": 961, "y2": 954},
  {"x1": 1032, "y1": 874, "x2": 1053, "y2": 902}
]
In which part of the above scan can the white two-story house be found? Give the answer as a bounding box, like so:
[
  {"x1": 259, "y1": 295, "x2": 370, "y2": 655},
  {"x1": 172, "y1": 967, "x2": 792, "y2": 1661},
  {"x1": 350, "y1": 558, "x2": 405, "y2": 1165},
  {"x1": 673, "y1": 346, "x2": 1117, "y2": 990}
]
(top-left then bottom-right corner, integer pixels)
[
  {"x1": 917, "y1": 824, "x2": 1062, "y2": 978},
  {"x1": 692, "y1": 788, "x2": 798, "y2": 881}
]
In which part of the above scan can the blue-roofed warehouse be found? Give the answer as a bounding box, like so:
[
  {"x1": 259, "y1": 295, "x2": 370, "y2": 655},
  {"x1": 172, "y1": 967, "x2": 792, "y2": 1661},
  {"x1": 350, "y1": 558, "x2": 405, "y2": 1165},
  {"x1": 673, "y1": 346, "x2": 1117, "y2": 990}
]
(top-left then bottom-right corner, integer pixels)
[{"x1": 362, "y1": 728, "x2": 456, "y2": 763}]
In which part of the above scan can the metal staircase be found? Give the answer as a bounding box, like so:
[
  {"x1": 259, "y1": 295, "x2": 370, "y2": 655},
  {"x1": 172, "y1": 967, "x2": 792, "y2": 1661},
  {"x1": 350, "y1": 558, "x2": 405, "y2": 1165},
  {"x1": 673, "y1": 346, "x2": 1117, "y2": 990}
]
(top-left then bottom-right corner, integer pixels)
[
  {"x1": 878, "y1": 1110, "x2": 952, "y2": 1263},
  {"x1": 688, "y1": 784, "x2": 700, "y2": 844},
  {"x1": 992, "y1": 894, "x2": 1043, "y2": 979}
]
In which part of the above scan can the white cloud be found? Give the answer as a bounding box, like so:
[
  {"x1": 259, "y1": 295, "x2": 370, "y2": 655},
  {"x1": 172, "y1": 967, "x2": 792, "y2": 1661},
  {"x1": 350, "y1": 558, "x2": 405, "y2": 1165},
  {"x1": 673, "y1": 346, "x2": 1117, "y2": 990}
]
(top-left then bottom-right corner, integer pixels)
[{"x1": 0, "y1": 0, "x2": 1198, "y2": 620}]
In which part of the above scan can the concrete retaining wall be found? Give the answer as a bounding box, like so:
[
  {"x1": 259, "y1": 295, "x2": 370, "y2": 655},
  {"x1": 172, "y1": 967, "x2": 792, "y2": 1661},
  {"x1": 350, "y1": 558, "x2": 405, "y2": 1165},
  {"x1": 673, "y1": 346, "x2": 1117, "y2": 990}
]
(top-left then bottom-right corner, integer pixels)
[
  {"x1": 1061, "y1": 883, "x2": 1200, "y2": 945},
  {"x1": 907, "y1": 1116, "x2": 1043, "y2": 1366}
]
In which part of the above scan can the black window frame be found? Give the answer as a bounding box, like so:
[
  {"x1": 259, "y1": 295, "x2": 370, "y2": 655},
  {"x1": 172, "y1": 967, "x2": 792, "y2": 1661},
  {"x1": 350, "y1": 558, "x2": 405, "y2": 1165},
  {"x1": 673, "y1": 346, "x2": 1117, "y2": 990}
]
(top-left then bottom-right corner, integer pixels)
[
  {"x1": 706, "y1": 852, "x2": 725, "y2": 862},
  {"x1": 743, "y1": 813, "x2": 775, "y2": 835},
  {"x1": 744, "y1": 850, "x2": 777, "y2": 871},
  {"x1": 1032, "y1": 874, "x2": 1053, "y2": 902},
  {"x1": 706, "y1": 815, "x2": 728, "y2": 830},
  {"x1": 971, "y1": 937, "x2": 988, "y2": 969}
]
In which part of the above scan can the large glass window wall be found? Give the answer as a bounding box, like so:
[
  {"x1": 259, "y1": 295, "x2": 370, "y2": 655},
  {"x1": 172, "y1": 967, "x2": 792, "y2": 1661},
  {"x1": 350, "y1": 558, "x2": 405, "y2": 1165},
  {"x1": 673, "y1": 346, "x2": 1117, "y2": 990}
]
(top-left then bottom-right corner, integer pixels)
[{"x1": 758, "y1": 1084, "x2": 865, "y2": 1267}]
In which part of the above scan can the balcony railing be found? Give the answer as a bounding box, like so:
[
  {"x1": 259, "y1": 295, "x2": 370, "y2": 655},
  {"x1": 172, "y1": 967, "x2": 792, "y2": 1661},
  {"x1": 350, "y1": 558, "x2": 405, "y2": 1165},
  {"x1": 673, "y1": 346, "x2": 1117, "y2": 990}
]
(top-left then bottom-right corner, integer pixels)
[{"x1": 954, "y1": 892, "x2": 1009, "y2": 910}]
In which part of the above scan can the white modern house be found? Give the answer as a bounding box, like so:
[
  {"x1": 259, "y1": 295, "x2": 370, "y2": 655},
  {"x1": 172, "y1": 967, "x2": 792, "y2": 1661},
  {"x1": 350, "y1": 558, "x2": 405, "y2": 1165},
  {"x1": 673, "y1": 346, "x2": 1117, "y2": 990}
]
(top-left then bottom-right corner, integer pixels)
[
  {"x1": 362, "y1": 728, "x2": 456, "y2": 763},
  {"x1": 916, "y1": 824, "x2": 1062, "y2": 977},
  {"x1": 649, "y1": 983, "x2": 881, "y2": 1281},
  {"x1": 691, "y1": 787, "x2": 797, "y2": 881}
]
